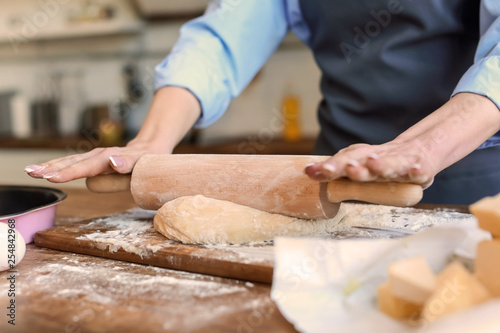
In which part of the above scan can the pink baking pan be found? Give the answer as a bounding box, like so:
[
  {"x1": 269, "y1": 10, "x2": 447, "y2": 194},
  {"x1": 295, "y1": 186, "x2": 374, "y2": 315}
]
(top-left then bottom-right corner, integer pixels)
[{"x1": 0, "y1": 186, "x2": 66, "y2": 243}]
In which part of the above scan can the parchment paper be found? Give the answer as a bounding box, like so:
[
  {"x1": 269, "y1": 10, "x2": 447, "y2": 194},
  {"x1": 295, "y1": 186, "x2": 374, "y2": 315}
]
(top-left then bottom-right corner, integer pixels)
[{"x1": 271, "y1": 221, "x2": 499, "y2": 333}]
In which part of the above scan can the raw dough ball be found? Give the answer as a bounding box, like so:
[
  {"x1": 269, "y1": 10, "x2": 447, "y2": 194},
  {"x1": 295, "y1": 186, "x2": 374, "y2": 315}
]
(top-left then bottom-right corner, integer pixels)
[{"x1": 153, "y1": 195, "x2": 345, "y2": 244}]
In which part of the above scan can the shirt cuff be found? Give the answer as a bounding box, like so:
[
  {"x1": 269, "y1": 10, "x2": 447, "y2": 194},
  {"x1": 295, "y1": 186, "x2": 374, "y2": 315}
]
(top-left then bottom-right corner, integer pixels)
[
  {"x1": 452, "y1": 55, "x2": 500, "y2": 111},
  {"x1": 154, "y1": 53, "x2": 231, "y2": 129}
]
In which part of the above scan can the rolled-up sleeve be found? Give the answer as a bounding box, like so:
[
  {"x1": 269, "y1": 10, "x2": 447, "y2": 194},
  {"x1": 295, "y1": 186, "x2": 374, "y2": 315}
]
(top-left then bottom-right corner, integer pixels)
[
  {"x1": 154, "y1": 1, "x2": 289, "y2": 128},
  {"x1": 453, "y1": 0, "x2": 500, "y2": 110}
]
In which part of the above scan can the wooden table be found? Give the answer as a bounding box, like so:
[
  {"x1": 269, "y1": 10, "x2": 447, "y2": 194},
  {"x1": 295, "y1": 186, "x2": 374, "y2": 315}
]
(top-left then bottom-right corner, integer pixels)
[{"x1": 0, "y1": 189, "x2": 297, "y2": 333}]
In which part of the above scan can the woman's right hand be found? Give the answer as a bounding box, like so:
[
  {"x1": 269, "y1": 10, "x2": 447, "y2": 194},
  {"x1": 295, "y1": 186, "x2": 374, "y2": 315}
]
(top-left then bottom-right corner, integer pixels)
[
  {"x1": 24, "y1": 86, "x2": 202, "y2": 184},
  {"x1": 24, "y1": 140, "x2": 161, "y2": 183}
]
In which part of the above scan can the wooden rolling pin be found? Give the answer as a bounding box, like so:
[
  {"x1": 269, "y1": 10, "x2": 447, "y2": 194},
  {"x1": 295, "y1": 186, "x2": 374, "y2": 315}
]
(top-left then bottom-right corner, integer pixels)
[{"x1": 86, "y1": 154, "x2": 423, "y2": 219}]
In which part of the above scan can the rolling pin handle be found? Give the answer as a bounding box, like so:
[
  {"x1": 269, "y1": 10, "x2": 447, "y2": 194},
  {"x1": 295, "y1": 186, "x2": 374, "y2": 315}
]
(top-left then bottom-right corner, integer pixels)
[
  {"x1": 326, "y1": 179, "x2": 423, "y2": 207},
  {"x1": 86, "y1": 174, "x2": 132, "y2": 193}
]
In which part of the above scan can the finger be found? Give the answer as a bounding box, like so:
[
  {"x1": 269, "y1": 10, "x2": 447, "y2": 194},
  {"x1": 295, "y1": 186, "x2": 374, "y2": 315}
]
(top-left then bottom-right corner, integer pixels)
[
  {"x1": 408, "y1": 163, "x2": 434, "y2": 188},
  {"x1": 43, "y1": 154, "x2": 115, "y2": 183},
  {"x1": 319, "y1": 145, "x2": 380, "y2": 178},
  {"x1": 344, "y1": 160, "x2": 377, "y2": 182},
  {"x1": 320, "y1": 160, "x2": 341, "y2": 179},
  {"x1": 308, "y1": 155, "x2": 372, "y2": 181},
  {"x1": 24, "y1": 164, "x2": 48, "y2": 178},
  {"x1": 366, "y1": 154, "x2": 415, "y2": 180},
  {"x1": 25, "y1": 148, "x2": 107, "y2": 178},
  {"x1": 366, "y1": 153, "x2": 434, "y2": 187},
  {"x1": 314, "y1": 155, "x2": 353, "y2": 180},
  {"x1": 304, "y1": 144, "x2": 383, "y2": 182},
  {"x1": 109, "y1": 154, "x2": 142, "y2": 174},
  {"x1": 304, "y1": 162, "x2": 331, "y2": 182}
]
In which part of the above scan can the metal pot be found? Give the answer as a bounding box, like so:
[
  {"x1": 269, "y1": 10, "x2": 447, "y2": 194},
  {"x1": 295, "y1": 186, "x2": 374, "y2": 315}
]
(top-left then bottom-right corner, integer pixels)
[{"x1": 0, "y1": 186, "x2": 67, "y2": 243}]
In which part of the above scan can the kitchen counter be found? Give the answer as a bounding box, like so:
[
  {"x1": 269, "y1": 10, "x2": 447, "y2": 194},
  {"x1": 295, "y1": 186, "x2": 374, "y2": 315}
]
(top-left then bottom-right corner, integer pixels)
[{"x1": 0, "y1": 188, "x2": 297, "y2": 333}]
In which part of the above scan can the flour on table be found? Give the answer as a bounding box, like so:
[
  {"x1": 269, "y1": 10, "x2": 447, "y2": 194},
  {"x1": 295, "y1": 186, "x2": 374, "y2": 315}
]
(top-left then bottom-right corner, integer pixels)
[
  {"x1": 77, "y1": 209, "x2": 161, "y2": 258},
  {"x1": 78, "y1": 201, "x2": 474, "y2": 252}
]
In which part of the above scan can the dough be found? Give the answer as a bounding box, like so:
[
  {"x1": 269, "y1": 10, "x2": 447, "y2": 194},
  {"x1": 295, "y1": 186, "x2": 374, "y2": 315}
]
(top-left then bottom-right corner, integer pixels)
[{"x1": 153, "y1": 195, "x2": 345, "y2": 244}]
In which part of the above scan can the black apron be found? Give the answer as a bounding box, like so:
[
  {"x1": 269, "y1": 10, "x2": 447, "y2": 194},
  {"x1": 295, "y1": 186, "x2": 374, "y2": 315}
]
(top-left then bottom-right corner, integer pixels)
[{"x1": 299, "y1": 0, "x2": 500, "y2": 204}]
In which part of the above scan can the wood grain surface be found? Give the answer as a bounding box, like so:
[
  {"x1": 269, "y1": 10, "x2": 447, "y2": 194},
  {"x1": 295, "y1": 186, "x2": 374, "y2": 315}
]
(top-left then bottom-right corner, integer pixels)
[
  {"x1": 34, "y1": 216, "x2": 275, "y2": 284},
  {"x1": 0, "y1": 187, "x2": 469, "y2": 333},
  {"x1": 0, "y1": 246, "x2": 294, "y2": 333},
  {"x1": 0, "y1": 188, "x2": 296, "y2": 333}
]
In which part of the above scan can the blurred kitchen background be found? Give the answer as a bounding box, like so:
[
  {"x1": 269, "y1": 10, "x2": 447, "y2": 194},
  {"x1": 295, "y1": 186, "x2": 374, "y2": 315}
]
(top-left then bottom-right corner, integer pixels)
[{"x1": 0, "y1": 0, "x2": 321, "y2": 188}]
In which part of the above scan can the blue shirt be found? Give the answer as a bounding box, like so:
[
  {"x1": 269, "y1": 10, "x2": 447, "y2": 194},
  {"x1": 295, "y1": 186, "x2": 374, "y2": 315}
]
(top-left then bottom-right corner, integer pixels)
[{"x1": 154, "y1": 0, "x2": 500, "y2": 148}]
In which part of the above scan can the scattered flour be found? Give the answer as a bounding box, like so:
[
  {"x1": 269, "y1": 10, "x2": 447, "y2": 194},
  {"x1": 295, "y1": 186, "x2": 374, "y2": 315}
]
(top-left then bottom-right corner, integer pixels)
[
  {"x1": 77, "y1": 209, "x2": 164, "y2": 258},
  {"x1": 75, "y1": 204, "x2": 474, "y2": 264}
]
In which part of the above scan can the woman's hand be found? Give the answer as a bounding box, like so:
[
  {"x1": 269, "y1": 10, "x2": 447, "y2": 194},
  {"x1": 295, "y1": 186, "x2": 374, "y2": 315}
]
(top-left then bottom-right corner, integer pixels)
[
  {"x1": 305, "y1": 93, "x2": 500, "y2": 188},
  {"x1": 25, "y1": 86, "x2": 201, "y2": 183},
  {"x1": 24, "y1": 141, "x2": 161, "y2": 183},
  {"x1": 304, "y1": 142, "x2": 436, "y2": 188}
]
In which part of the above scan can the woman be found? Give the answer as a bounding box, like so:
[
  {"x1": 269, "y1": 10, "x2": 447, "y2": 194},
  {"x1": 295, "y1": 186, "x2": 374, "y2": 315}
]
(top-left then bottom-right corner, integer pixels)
[{"x1": 26, "y1": 0, "x2": 500, "y2": 204}]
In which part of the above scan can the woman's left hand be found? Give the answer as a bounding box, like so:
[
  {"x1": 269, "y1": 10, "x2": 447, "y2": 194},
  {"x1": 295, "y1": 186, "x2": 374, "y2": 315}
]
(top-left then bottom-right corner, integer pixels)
[
  {"x1": 305, "y1": 93, "x2": 500, "y2": 189},
  {"x1": 304, "y1": 142, "x2": 435, "y2": 188}
]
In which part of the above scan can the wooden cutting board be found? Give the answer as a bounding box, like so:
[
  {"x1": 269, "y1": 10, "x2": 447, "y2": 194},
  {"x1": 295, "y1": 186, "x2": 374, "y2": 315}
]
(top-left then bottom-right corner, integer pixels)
[{"x1": 34, "y1": 209, "x2": 275, "y2": 284}]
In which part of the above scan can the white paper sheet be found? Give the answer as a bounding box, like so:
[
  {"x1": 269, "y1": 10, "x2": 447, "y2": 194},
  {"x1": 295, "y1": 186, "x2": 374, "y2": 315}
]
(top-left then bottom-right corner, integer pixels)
[{"x1": 271, "y1": 222, "x2": 499, "y2": 333}]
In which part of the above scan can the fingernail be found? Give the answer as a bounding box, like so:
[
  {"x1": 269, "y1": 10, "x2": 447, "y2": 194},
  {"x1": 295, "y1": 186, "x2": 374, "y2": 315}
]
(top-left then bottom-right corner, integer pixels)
[
  {"x1": 304, "y1": 162, "x2": 316, "y2": 168},
  {"x1": 109, "y1": 156, "x2": 125, "y2": 168},
  {"x1": 322, "y1": 164, "x2": 336, "y2": 173},
  {"x1": 314, "y1": 171, "x2": 323, "y2": 177},
  {"x1": 411, "y1": 163, "x2": 422, "y2": 170},
  {"x1": 368, "y1": 153, "x2": 379, "y2": 160},
  {"x1": 43, "y1": 172, "x2": 58, "y2": 180},
  {"x1": 24, "y1": 165, "x2": 45, "y2": 173},
  {"x1": 347, "y1": 159, "x2": 360, "y2": 167}
]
